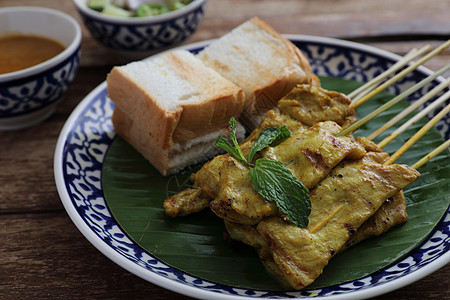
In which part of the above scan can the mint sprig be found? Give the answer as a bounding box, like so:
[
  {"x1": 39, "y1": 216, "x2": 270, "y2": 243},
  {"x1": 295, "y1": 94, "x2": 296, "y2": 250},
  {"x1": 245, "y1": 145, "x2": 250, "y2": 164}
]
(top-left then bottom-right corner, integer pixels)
[
  {"x1": 249, "y1": 158, "x2": 310, "y2": 227},
  {"x1": 215, "y1": 118, "x2": 247, "y2": 165},
  {"x1": 215, "y1": 118, "x2": 311, "y2": 227},
  {"x1": 247, "y1": 125, "x2": 291, "y2": 163}
]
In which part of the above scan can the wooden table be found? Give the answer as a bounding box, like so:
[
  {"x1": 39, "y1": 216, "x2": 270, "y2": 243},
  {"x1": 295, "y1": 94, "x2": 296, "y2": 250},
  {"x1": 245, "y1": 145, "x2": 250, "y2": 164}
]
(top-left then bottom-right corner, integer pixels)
[{"x1": 1, "y1": 1, "x2": 449, "y2": 299}]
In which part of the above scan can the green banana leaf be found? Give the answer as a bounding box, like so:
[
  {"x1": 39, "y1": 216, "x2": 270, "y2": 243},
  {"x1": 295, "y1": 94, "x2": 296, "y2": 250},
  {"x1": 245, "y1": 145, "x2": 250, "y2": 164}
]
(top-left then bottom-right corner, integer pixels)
[{"x1": 102, "y1": 76, "x2": 450, "y2": 290}]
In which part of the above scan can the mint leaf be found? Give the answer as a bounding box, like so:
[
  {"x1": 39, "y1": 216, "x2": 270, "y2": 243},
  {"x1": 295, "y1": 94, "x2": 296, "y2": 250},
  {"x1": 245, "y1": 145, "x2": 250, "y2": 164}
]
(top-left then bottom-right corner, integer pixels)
[
  {"x1": 269, "y1": 125, "x2": 291, "y2": 146},
  {"x1": 249, "y1": 158, "x2": 311, "y2": 227},
  {"x1": 215, "y1": 136, "x2": 246, "y2": 164},
  {"x1": 216, "y1": 118, "x2": 310, "y2": 227},
  {"x1": 247, "y1": 126, "x2": 291, "y2": 163},
  {"x1": 215, "y1": 117, "x2": 247, "y2": 164}
]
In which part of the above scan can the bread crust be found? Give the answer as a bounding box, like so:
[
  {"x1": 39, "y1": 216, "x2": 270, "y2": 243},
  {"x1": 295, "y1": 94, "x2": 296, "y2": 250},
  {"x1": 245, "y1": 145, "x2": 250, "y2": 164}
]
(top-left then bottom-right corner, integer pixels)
[
  {"x1": 107, "y1": 18, "x2": 320, "y2": 175},
  {"x1": 112, "y1": 107, "x2": 245, "y2": 176},
  {"x1": 107, "y1": 50, "x2": 245, "y2": 150},
  {"x1": 107, "y1": 66, "x2": 180, "y2": 150},
  {"x1": 198, "y1": 17, "x2": 319, "y2": 126},
  {"x1": 112, "y1": 107, "x2": 170, "y2": 174}
]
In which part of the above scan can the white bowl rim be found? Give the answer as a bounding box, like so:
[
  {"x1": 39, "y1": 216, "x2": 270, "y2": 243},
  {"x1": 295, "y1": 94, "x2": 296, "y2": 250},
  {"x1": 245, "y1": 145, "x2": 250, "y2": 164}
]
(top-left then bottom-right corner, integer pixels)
[
  {"x1": 72, "y1": 0, "x2": 207, "y2": 25},
  {"x1": 0, "y1": 6, "x2": 82, "y2": 83}
]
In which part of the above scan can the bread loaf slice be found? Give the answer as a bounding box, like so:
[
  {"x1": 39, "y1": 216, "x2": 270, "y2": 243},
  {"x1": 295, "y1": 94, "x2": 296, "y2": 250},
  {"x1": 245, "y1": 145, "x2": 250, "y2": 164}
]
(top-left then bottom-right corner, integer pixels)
[
  {"x1": 112, "y1": 107, "x2": 245, "y2": 175},
  {"x1": 107, "y1": 50, "x2": 245, "y2": 175},
  {"x1": 197, "y1": 17, "x2": 319, "y2": 129}
]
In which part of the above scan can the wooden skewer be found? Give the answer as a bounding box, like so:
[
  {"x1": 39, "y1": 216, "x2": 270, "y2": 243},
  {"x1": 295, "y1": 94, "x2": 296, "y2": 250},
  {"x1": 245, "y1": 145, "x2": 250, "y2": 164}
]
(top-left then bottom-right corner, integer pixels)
[
  {"x1": 383, "y1": 103, "x2": 450, "y2": 165},
  {"x1": 349, "y1": 46, "x2": 430, "y2": 101},
  {"x1": 310, "y1": 99, "x2": 449, "y2": 234},
  {"x1": 307, "y1": 105, "x2": 449, "y2": 234},
  {"x1": 350, "y1": 39, "x2": 450, "y2": 109},
  {"x1": 336, "y1": 64, "x2": 450, "y2": 137},
  {"x1": 309, "y1": 202, "x2": 345, "y2": 234},
  {"x1": 308, "y1": 132, "x2": 449, "y2": 235},
  {"x1": 368, "y1": 78, "x2": 450, "y2": 141},
  {"x1": 411, "y1": 139, "x2": 450, "y2": 169},
  {"x1": 377, "y1": 89, "x2": 450, "y2": 148}
]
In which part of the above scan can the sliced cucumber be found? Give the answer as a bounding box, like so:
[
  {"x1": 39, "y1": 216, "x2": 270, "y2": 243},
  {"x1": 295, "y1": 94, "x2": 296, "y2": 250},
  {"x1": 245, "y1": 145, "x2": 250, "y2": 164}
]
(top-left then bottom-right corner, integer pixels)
[
  {"x1": 87, "y1": 0, "x2": 108, "y2": 11},
  {"x1": 136, "y1": 3, "x2": 169, "y2": 17},
  {"x1": 102, "y1": 3, "x2": 134, "y2": 17},
  {"x1": 167, "y1": 2, "x2": 186, "y2": 11}
]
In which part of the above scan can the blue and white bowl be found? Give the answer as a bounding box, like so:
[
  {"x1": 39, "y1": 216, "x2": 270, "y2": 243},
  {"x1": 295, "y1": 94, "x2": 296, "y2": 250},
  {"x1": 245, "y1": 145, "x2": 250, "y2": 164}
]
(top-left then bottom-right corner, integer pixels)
[
  {"x1": 0, "y1": 7, "x2": 81, "y2": 130},
  {"x1": 72, "y1": 0, "x2": 207, "y2": 55}
]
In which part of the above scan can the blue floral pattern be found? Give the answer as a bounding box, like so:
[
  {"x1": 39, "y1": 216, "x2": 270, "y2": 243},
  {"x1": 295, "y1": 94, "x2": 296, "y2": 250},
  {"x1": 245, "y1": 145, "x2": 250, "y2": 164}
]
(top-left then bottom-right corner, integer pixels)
[
  {"x1": 77, "y1": 3, "x2": 206, "y2": 51},
  {"x1": 57, "y1": 38, "x2": 449, "y2": 298},
  {"x1": 0, "y1": 48, "x2": 80, "y2": 117}
]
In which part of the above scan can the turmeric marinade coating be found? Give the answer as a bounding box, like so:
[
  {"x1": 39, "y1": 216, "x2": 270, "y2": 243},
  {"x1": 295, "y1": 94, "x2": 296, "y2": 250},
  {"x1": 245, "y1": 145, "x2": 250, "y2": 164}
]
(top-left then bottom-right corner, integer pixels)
[
  {"x1": 163, "y1": 84, "x2": 417, "y2": 289},
  {"x1": 164, "y1": 84, "x2": 358, "y2": 217},
  {"x1": 253, "y1": 152, "x2": 419, "y2": 289},
  {"x1": 164, "y1": 85, "x2": 408, "y2": 231},
  {"x1": 208, "y1": 121, "x2": 366, "y2": 225},
  {"x1": 224, "y1": 137, "x2": 410, "y2": 251}
]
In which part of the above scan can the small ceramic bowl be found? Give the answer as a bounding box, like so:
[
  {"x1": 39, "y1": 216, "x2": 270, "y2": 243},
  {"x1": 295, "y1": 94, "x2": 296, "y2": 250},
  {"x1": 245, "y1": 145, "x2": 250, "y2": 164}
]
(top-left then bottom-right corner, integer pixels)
[
  {"x1": 0, "y1": 7, "x2": 81, "y2": 130},
  {"x1": 72, "y1": 0, "x2": 207, "y2": 55}
]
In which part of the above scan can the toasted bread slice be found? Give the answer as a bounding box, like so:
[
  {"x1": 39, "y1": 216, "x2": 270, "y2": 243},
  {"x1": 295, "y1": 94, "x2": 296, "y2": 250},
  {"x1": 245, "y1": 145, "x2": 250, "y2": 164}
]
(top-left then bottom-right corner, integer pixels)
[
  {"x1": 197, "y1": 17, "x2": 319, "y2": 129},
  {"x1": 112, "y1": 107, "x2": 245, "y2": 175},
  {"x1": 107, "y1": 50, "x2": 245, "y2": 175}
]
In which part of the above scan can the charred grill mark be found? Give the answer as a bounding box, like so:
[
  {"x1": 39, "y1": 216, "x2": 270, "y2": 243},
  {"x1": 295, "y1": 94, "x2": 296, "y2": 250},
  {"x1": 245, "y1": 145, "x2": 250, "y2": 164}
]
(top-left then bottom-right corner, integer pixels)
[
  {"x1": 328, "y1": 134, "x2": 345, "y2": 148},
  {"x1": 344, "y1": 239, "x2": 353, "y2": 248},
  {"x1": 210, "y1": 197, "x2": 231, "y2": 217},
  {"x1": 344, "y1": 223, "x2": 355, "y2": 236},
  {"x1": 302, "y1": 148, "x2": 328, "y2": 172}
]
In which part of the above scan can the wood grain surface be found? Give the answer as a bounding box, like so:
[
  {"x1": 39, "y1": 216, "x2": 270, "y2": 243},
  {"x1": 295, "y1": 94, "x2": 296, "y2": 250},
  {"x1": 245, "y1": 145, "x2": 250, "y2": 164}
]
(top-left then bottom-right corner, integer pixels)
[{"x1": 0, "y1": 0, "x2": 449, "y2": 299}]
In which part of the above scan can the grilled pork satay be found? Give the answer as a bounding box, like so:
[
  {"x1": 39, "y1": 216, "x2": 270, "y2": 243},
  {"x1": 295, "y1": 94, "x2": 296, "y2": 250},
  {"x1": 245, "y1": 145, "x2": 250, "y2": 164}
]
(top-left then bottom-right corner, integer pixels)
[
  {"x1": 341, "y1": 136, "x2": 409, "y2": 249},
  {"x1": 224, "y1": 137, "x2": 410, "y2": 258},
  {"x1": 224, "y1": 189, "x2": 408, "y2": 253},
  {"x1": 166, "y1": 83, "x2": 410, "y2": 238},
  {"x1": 277, "y1": 84, "x2": 357, "y2": 128},
  {"x1": 164, "y1": 85, "x2": 357, "y2": 217},
  {"x1": 163, "y1": 112, "x2": 304, "y2": 217},
  {"x1": 342, "y1": 190, "x2": 408, "y2": 250},
  {"x1": 209, "y1": 121, "x2": 366, "y2": 225},
  {"x1": 254, "y1": 152, "x2": 420, "y2": 290}
]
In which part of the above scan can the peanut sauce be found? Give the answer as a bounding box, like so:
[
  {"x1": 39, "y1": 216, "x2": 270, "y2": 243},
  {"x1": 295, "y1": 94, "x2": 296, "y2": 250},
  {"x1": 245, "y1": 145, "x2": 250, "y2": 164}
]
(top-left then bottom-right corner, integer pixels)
[{"x1": 0, "y1": 34, "x2": 65, "y2": 74}]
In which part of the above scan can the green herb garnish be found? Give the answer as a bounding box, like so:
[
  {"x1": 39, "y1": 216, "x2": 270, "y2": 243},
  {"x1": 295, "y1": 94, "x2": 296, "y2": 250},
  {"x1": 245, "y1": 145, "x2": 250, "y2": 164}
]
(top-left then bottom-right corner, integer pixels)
[
  {"x1": 215, "y1": 117, "x2": 247, "y2": 165},
  {"x1": 215, "y1": 117, "x2": 311, "y2": 227},
  {"x1": 247, "y1": 125, "x2": 291, "y2": 162},
  {"x1": 249, "y1": 158, "x2": 310, "y2": 227}
]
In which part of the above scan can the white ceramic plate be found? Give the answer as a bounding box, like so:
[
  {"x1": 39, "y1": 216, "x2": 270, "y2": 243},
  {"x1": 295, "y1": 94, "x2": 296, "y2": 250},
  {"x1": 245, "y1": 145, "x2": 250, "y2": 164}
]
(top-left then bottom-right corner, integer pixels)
[{"x1": 54, "y1": 35, "x2": 449, "y2": 299}]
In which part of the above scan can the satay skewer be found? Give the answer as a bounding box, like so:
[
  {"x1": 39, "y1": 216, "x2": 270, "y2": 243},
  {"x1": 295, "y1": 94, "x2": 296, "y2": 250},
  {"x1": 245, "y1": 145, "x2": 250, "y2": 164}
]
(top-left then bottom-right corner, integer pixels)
[
  {"x1": 307, "y1": 108, "x2": 449, "y2": 234},
  {"x1": 350, "y1": 39, "x2": 450, "y2": 108},
  {"x1": 383, "y1": 102, "x2": 450, "y2": 165},
  {"x1": 368, "y1": 78, "x2": 450, "y2": 140},
  {"x1": 348, "y1": 45, "x2": 430, "y2": 101},
  {"x1": 412, "y1": 139, "x2": 450, "y2": 169},
  {"x1": 337, "y1": 64, "x2": 450, "y2": 137},
  {"x1": 310, "y1": 84, "x2": 450, "y2": 234},
  {"x1": 377, "y1": 90, "x2": 450, "y2": 148}
]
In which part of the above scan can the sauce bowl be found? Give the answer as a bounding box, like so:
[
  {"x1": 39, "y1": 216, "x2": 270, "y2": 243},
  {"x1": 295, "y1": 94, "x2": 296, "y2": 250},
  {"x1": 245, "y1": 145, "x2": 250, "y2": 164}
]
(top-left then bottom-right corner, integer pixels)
[{"x1": 0, "y1": 6, "x2": 81, "y2": 130}]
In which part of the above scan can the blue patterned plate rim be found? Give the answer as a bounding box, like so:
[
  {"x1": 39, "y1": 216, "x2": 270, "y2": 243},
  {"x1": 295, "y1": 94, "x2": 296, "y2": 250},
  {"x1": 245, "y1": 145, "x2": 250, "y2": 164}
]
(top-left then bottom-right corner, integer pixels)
[{"x1": 54, "y1": 34, "x2": 449, "y2": 300}]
